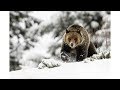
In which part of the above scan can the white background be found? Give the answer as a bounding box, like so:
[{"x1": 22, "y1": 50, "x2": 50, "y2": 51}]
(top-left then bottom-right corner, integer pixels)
[
  {"x1": 0, "y1": 11, "x2": 120, "y2": 79},
  {"x1": 0, "y1": 11, "x2": 9, "y2": 78}
]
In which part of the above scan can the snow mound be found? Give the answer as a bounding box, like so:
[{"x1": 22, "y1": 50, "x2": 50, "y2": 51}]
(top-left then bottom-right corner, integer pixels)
[
  {"x1": 84, "y1": 50, "x2": 110, "y2": 63},
  {"x1": 38, "y1": 58, "x2": 61, "y2": 69},
  {"x1": 10, "y1": 58, "x2": 111, "y2": 79},
  {"x1": 10, "y1": 50, "x2": 111, "y2": 79}
]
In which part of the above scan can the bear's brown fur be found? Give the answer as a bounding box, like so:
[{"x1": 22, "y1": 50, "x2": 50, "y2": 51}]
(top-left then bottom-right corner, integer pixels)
[{"x1": 61, "y1": 24, "x2": 97, "y2": 61}]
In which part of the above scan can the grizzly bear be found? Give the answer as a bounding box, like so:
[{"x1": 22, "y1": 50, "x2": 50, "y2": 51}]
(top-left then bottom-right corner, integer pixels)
[{"x1": 61, "y1": 24, "x2": 97, "y2": 61}]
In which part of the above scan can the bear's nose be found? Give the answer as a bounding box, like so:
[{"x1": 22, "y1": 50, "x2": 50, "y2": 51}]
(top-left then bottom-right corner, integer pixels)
[{"x1": 71, "y1": 43, "x2": 73, "y2": 47}]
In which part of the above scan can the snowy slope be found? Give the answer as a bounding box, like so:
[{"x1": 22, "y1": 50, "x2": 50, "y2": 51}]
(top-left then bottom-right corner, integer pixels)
[{"x1": 10, "y1": 59, "x2": 111, "y2": 79}]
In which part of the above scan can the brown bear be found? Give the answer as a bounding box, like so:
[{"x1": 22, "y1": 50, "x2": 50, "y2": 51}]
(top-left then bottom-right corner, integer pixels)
[{"x1": 61, "y1": 24, "x2": 97, "y2": 62}]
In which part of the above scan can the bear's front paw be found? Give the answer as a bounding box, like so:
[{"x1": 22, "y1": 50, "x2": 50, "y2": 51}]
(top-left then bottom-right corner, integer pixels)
[{"x1": 61, "y1": 52, "x2": 70, "y2": 62}]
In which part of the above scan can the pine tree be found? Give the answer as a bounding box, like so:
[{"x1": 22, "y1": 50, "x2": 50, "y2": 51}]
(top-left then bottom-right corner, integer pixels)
[{"x1": 10, "y1": 11, "x2": 42, "y2": 71}]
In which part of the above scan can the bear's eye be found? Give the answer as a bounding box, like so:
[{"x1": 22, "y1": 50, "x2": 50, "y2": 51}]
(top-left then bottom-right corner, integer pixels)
[
  {"x1": 68, "y1": 38, "x2": 71, "y2": 41},
  {"x1": 74, "y1": 38, "x2": 77, "y2": 42}
]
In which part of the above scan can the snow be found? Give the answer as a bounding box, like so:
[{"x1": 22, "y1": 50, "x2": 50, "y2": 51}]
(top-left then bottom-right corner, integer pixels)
[
  {"x1": 29, "y1": 11, "x2": 60, "y2": 23},
  {"x1": 10, "y1": 50, "x2": 111, "y2": 79},
  {"x1": 10, "y1": 58, "x2": 111, "y2": 79},
  {"x1": 38, "y1": 58, "x2": 61, "y2": 69},
  {"x1": 91, "y1": 21, "x2": 99, "y2": 28},
  {"x1": 20, "y1": 31, "x2": 59, "y2": 67},
  {"x1": 19, "y1": 21, "x2": 26, "y2": 30},
  {"x1": 10, "y1": 36, "x2": 18, "y2": 46}
]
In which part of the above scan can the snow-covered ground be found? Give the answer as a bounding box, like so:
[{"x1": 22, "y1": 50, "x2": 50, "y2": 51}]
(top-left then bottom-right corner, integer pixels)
[{"x1": 10, "y1": 58, "x2": 111, "y2": 79}]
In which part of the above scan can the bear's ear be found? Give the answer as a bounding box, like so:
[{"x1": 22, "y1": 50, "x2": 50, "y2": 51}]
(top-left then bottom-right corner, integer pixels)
[{"x1": 66, "y1": 29, "x2": 69, "y2": 33}]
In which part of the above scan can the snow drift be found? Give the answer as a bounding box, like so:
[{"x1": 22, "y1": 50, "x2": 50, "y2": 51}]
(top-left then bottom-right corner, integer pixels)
[
  {"x1": 10, "y1": 50, "x2": 111, "y2": 79},
  {"x1": 10, "y1": 58, "x2": 111, "y2": 79}
]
